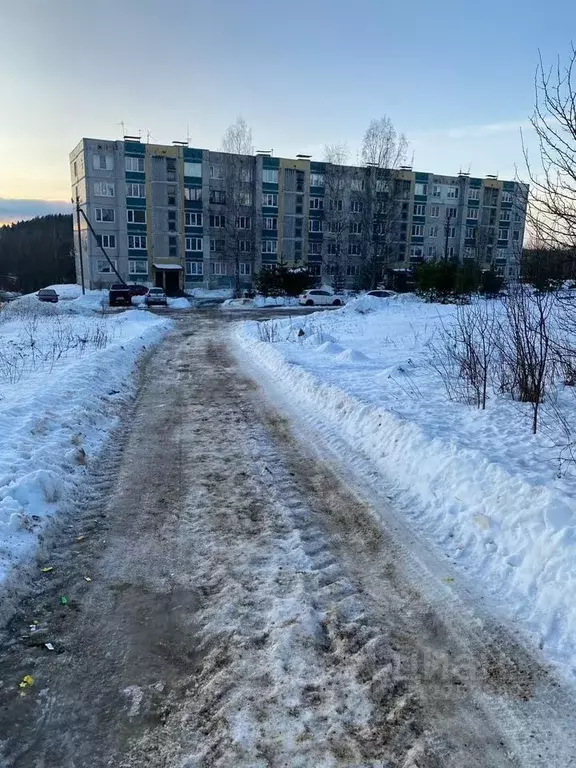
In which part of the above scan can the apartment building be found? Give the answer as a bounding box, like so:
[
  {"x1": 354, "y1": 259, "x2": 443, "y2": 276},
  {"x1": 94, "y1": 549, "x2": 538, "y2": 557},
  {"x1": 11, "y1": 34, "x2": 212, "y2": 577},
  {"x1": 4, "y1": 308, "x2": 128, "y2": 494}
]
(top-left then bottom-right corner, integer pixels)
[{"x1": 70, "y1": 136, "x2": 527, "y2": 291}]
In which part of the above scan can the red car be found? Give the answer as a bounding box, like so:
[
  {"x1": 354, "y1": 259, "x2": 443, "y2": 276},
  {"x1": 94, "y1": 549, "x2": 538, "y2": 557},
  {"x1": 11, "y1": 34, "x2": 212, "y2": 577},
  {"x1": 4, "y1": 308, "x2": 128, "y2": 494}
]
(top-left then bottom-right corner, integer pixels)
[{"x1": 37, "y1": 288, "x2": 59, "y2": 303}]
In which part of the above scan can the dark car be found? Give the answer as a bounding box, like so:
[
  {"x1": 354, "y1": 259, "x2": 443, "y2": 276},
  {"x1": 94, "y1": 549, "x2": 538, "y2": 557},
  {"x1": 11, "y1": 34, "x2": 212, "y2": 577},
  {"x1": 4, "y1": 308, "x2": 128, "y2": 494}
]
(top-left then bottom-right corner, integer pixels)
[
  {"x1": 109, "y1": 283, "x2": 133, "y2": 307},
  {"x1": 367, "y1": 290, "x2": 396, "y2": 299},
  {"x1": 37, "y1": 288, "x2": 59, "y2": 303},
  {"x1": 128, "y1": 284, "x2": 148, "y2": 296}
]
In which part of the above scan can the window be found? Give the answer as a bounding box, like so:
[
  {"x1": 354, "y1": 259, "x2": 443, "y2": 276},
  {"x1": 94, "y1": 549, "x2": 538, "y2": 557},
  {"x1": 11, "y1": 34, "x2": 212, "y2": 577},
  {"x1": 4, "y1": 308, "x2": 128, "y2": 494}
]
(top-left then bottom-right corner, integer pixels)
[
  {"x1": 327, "y1": 243, "x2": 337, "y2": 256},
  {"x1": 350, "y1": 200, "x2": 363, "y2": 213},
  {"x1": 428, "y1": 245, "x2": 437, "y2": 258},
  {"x1": 166, "y1": 157, "x2": 177, "y2": 182},
  {"x1": 429, "y1": 225, "x2": 439, "y2": 237},
  {"x1": 167, "y1": 184, "x2": 177, "y2": 206},
  {"x1": 239, "y1": 240, "x2": 252, "y2": 253},
  {"x1": 239, "y1": 191, "x2": 252, "y2": 206},
  {"x1": 497, "y1": 248, "x2": 507, "y2": 260},
  {"x1": 414, "y1": 182, "x2": 427, "y2": 196},
  {"x1": 513, "y1": 230, "x2": 520, "y2": 241},
  {"x1": 410, "y1": 245, "x2": 424, "y2": 259},
  {"x1": 430, "y1": 205, "x2": 440, "y2": 217},
  {"x1": 309, "y1": 241, "x2": 322, "y2": 255},
  {"x1": 376, "y1": 179, "x2": 389, "y2": 192},
  {"x1": 431, "y1": 185, "x2": 441, "y2": 197},
  {"x1": 310, "y1": 172, "x2": 325, "y2": 187},
  {"x1": 240, "y1": 168, "x2": 253, "y2": 182},
  {"x1": 168, "y1": 235, "x2": 178, "y2": 257},
  {"x1": 184, "y1": 161, "x2": 202, "y2": 177},
  {"x1": 93, "y1": 153, "x2": 113, "y2": 170},
  {"x1": 448, "y1": 226, "x2": 456, "y2": 238},
  {"x1": 262, "y1": 192, "x2": 278, "y2": 206},
  {"x1": 347, "y1": 264, "x2": 360, "y2": 276},
  {"x1": 468, "y1": 188, "x2": 480, "y2": 200},
  {"x1": 447, "y1": 246, "x2": 455, "y2": 258},
  {"x1": 95, "y1": 234, "x2": 116, "y2": 249},
  {"x1": 210, "y1": 190, "x2": 226, "y2": 204},
  {"x1": 210, "y1": 239, "x2": 224, "y2": 252},
  {"x1": 129, "y1": 259, "x2": 148, "y2": 275},
  {"x1": 464, "y1": 247, "x2": 475, "y2": 258},
  {"x1": 209, "y1": 165, "x2": 222, "y2": 179},
  {"x1": 348, "y1": 243, "x2": 361, "y2": 255},
  {"x1": 94, "y1": 181, "x2": 115, "y2": 197},
  {"x1": 329, "y1": 221, "x2": 343, "y2": 233},
  {"x1": 185, "y1": 187, "x2": 202, "y2": 201},
  {"x1": 349, "y1": 222, "x2": 362, "y2": 234},
  {"x1": 498, "y1": 228, "x2": 509, "y2": 241},
  {"x1": 128, "y1": 234, "x2": 147, "y2": 249},
  {"x1": 262, "y1": 239, "x2": 278, "y2": 254},
  {"x1": 502, "y1": 191, "x2": 513, "y2": 203},
  {"x1": 514, "y1": 211, "x2": 522, "y2": 222},
  {"x1": 95, "y1": 207, "x2": 115, "y2": 222},
  {"x1": 185, "y1": 237, "x2": 203, "y2": 252},
  {"x1": 125, "y1": 156, "x2": 144, "y2": 172},
  {"x1": 239, "y1": 262, "x2": 252, "y2": 275},
  {"x1": 412, "y1": 224, "x2": 424, "y2": 237},
  {"x1": 467, "y1": 207, "x2": 479, "y2": 220},
  {"x1": 168, "y1": 209, "x2": 177, "y2": 231},
  {"x1": 446, "y1": 186, "x2": 459, "y2": 198},
  {"x1": 262, "y1": 168, "x2": 278, "y2": 184},
  {"x1": 97, "y1": 258, "x2": 117, "y2": 273},
  {"x1": 414, "y1": 203, "x2": 425, "y2": 216},
  {"x1": 446, "y1": 207, "x2": 457, "y2": 219},
  {"x1": 236, "y1": 216, "x2": 252, "y2": 229},
  {"x1": 500, "y1": 209, "x2": 511, "y2": 222},
  {"x1": 309, "y1": 219, "x2": 322, "y2": 232},
  {"x1": 185, "y1": 261, "x2": 203, "y2": 276},
  {"x1": 126, "y1": 183, "x2": 145, "y2": 198},
  {"x1": 465, "y1": 226, "x2": 477, "y2": 239},
  {"x1": 73, "y1": 161, "x2": 77, "y2": 178},
  {"x1": 310, "y1": 197, "x2": 324, "y2": 210},
  {"x1": 210, "y1": 214, "x2": 225, "y2": 228},
  {"x1": 211, "y1": 261, "x2": 226, "y2": 275},
  {"x1": 330, "y1": 199, "x2": 343, "y2": 212},
  {"x1": 127, "y1": 208, "x2": 146, "y2": 224},
  {"x1": 185, "y1": 211, "x2": 202, "y2": 227},
  {"x1": 351, "y1": 178, "x2": 364, "y2": 192},
  {"x1": 264, "y1": 217, "x2": 277, "y2": 230}
]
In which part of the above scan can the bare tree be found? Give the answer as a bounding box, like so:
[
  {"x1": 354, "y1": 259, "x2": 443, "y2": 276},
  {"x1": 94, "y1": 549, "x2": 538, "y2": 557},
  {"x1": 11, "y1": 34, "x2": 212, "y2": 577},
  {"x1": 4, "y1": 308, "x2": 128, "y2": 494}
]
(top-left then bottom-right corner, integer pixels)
[
  {"x1": 221, "y1": 117, "x2": 255, "y2": 296},
  {"x1": 323, "y1": 143, "x2": 351, "y2": 288}
]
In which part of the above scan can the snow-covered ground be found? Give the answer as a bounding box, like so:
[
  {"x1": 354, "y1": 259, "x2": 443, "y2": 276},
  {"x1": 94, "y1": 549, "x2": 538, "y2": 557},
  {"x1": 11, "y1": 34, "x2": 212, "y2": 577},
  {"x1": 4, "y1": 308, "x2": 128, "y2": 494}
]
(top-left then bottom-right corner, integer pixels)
[
  {"x1": 221, "y1": 296, "x2": 301, "y2": 310},
  {"x1": 0, "y1": 295, "x2": 172, "y2": 581},
  {"x1": 237, "y1": 294, "x2": 576, "y2": 680}
]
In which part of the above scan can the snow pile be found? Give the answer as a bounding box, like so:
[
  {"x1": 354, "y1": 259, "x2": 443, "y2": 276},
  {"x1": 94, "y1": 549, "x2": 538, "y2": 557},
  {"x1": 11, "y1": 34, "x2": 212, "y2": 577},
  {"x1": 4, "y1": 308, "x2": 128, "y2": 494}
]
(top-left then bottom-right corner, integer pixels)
[
  {"x1": 167, "y1": 297, "x2": 192, "y2": 309},
  {"x1": 237, "y1": 297, "x2": 576, "y2": 678},
  {"x1": 0, "y1": 306, "x2": 172, "y2": 581},
  {"x1": 221, "y1": 296, "x2": 300, "y2": 310},
  {"x1": 189, "y1": 287, "x2": 234, "y2": 299}
]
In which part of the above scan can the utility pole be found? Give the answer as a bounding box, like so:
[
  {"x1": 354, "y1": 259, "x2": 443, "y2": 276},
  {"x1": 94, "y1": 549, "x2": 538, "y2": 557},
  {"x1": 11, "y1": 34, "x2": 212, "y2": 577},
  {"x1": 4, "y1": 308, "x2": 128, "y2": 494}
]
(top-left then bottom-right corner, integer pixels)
[{"x1": 75, "y1": 196, "x2": 85, "y2": 294}]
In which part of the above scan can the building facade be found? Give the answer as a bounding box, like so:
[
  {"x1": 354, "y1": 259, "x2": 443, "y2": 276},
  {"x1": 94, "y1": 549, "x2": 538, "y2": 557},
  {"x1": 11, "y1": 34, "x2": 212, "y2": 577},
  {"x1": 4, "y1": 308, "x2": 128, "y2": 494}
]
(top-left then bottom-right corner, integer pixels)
[{"x1": 70, "y1": 136, "x2": 527, "y2": 291}]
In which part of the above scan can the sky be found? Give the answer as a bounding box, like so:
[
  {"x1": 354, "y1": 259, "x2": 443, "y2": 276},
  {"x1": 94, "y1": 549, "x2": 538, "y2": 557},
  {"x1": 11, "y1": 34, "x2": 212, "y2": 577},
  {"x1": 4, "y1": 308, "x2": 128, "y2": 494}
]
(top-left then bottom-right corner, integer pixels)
[{"x1": 0, "y1": 0, "x2": 574, "y2": 224}]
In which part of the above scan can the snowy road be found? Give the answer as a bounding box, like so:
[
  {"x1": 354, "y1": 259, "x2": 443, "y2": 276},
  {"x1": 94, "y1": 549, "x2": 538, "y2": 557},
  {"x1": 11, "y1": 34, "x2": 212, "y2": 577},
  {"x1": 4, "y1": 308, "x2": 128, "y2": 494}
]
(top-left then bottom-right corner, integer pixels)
[{"x1": 1, "y1": 312, "x2": 576, "y2": 767}]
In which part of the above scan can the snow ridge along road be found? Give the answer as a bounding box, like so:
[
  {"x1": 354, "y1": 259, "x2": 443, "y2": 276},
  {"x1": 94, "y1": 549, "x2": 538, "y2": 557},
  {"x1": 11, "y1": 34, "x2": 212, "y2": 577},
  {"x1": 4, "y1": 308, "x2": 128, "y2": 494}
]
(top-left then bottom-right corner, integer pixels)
[{"x1": 0, "y1": 313, "x2": 575, "y2": 766}]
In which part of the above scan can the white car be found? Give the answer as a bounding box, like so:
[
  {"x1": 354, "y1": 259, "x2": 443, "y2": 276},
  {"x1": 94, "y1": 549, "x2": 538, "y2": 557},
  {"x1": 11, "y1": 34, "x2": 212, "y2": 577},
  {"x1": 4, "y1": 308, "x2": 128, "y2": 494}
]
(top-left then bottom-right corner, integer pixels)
[{"x1": 299, "y1": 289, "x2": 343, "y2": 307}]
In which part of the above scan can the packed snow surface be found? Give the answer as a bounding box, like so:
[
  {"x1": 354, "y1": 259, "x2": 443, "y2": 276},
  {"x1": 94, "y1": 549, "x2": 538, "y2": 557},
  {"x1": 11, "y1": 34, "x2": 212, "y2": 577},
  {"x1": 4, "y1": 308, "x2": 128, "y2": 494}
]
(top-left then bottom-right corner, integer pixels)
[{"x1": 237, "y1": 293, "x2": 576, "y2": 679}]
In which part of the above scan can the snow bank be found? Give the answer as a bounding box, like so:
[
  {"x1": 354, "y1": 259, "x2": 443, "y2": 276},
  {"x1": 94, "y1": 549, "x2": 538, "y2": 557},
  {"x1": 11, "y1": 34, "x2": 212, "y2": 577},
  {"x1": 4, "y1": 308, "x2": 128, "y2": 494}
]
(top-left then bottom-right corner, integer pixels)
[
  {"x1": 221, "y1": 296, "x2": 300, "y2": 310},
  {"x1": 0, "y1": 307, "x2": 172, "y2": 581},
  {"x1": 236, "y1": 298, "x2": 576, "y2": 679},
  {"x1": 167, "y1": 297, "x2": 192, "y2": 309}
]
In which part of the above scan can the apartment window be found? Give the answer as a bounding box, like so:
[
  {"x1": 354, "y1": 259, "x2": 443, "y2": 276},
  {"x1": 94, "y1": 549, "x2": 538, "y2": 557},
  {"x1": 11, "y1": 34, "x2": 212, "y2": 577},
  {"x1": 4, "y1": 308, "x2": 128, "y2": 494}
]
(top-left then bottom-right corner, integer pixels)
[
  {"x1": 239, "y1": 240, "x2": 252, "y2": 253},
  {"x1": 330, "y1": 199, "x2": 343, "y2": 212},
  {"x1": 167, "y1": 184, "x2": 177, "y2": 206},
  {"x1": 412, "y1": 224, "x2": 424, "y2": 237},
  {"x1": 210, "y1": 190, "x2": 226, "y2": 204},
  {"x1": 239, "y1": 191, "x2": 252, "y2": 206},
  {"x1": 310, "y1": 197, "x2": 324, "y2": 210},
  {"x1": 376, "y1": 179, "x2": 389, "y2": 192},
  {"x1": 262, "y1": 239, "x2": 278, "y2": 254},
  {"x1": 414, "y1": 182, "x2": 427, "y2": 196},
  {"x1": 514, "y1": 211, "x2": 522, "y2": 222},
  {"x1": 168, "y1": 235, "x2": 178, "y2": 257},
  {"x1": 185, "y1": 237, "x2": 203, "y2": 252},
  {"x1": 184, "y1": 161, "x2": 202, "y2": 177},
  {"x1": 210, "y1": 214, "x2": 226, "y2": 228},
  {"x1": 262, "y1": 168, "x2": 278, "y2": 184},
  {"x1": 346, "y1": 264, "x2": 360, "y2": 276},
  {"x1": 73, "y1": 161, "x2": 77, "y2": 178},
  {"x1": 467, "y1": 207, "x2": 479, "y2": 220},
  {"x1": 262, "y1": 192, "x2": 278, "y2": 206},
  {"x1": 351, "y1": 178, "x2": 364, "y2": 192},
  {"x1": 431, "y1": 185, "x2": 441, "y2": 197},
  {"x1": 125, "y1": 156, "x2": 144, "y2": 172},
  {"x1": 500, "y1": 209, "x2": 511, "y2": 222},
  {"x1": 428, "y1": 245, "x2": 437, "y2": 258},
  {"x1": 129, "y1": 259, "x2": 148, "y2": 275},
  {"x1": 448, "y1": 226, "x2": 456, "y2": 238},
  {"x1": 236, "y1": 216, "x2": 252, "y2": 229},
  {"x1": 310, "y1": 172, "x2": 325, "y2": 187},
  {"x1": 263, "y1": 217, "x2": 277, "y2": 230},
  {"x1": 446, "y1": 207, "x2": 457, "y2": 219},
  {"x1": 309, "y1": 242, "x2": 322, "y2": 255},
  {"x1": 414, "y1": 203, "x2": 425, "y2": 216},
  {"x1": 127, "y1": 208, "x2": 146, "y2": 224},
  {"x1": 93, "y1": 153, "x2": 113, "y2": 171},
  {"x1": 185, "y1": 187, "x2": 202, "y2": 201},
  {"x1": 239, "y1": 262, "x2": 252, "y2": 275},
  {"x1": 513, "y1": 230, "x2": 520, "y2": 241},
  {"x1": 240, "y1": 168, "x2": 253, "y2": 182},
  {"x1": 185, "y1": 212, "x2": 202, "y2": 226},
  {"x1": 209, "y1": 165, "x2": 222, "y2": 180},
  {"x1": 497, "y1": 248, "x2": 507, "y2": 260},
  {"x1": 97, "y1": 258, "x2": 117, "y2": 273},
  {"x1": 429, "y1": 225, "x2": 439, "y2": 237},
  {"x1": 465, "y1": 226, "x2": 477, "y2": 239},
  {"x1": 128, "y1": 234, "x2": 147, "y2": 249},
  {"x1": 210, "y1": 239, "x2": 224, "y2": 252},
  {"x1": 211, "y1": 261, "x2": 226, "y2": 275},
  {"x1": 126, "y1": 183, "x2": 145, "y2": 198},
  {"x1": 502, "y1": 191, "x2": 513, "y2": 203},
  {"x1": 447, "y1": 246, "x2": 455, "y2": 258},
  {"x1": 94, "y1": 181, "x2": 115, "y2": 197},
  {"x1": 346, "y1": 243, "x2": 359, "y2": 255},
  {"x1": 430, "y1": 205, "x2": 440, "y2": 217},
  {"x1": 498, "y1": 228, "x2": 509, "y2": 241},
  {"x1": 349, "y1": 222, "x2": 362, "y2": 234},
  {"x1": 309, "y1": 219, "x2": 322, "y2": 232},
  {"x1": 329, "y1": 221, "x2": 343, "y2": 233},
  {"x1": 185, "y1": 261, "x2": 204, "y2": 276},
  {"x1": 95, "y1": 207, "x2": 115, "y2": 223},
  {"x1": 165, "y1": 157, "x2": 177, "y2": 182},
  {"x1": 446, "y1": 186, "x2": 459, "y2": 198},
  {"x1": 410, "y1": 245, "x2": 424, "y2": 259},
  {"x1": 95, "y1": 234, "x2": 116, "y2": 249},
  {"x1": 327, "y1": 243, "x2": 337, "y2": 256},
  {"x1": 464, "y1": 247, "x2": 475, "y2": 258},
  {"x1": 350, "y1": 200, "x2": 363, "y2": 213},
  {"x1": 168, "y1": 209, "x2": 177, "y2": 231},
  {"x1": 468, "y1": 188, "x2": 480, "y2": 200}
]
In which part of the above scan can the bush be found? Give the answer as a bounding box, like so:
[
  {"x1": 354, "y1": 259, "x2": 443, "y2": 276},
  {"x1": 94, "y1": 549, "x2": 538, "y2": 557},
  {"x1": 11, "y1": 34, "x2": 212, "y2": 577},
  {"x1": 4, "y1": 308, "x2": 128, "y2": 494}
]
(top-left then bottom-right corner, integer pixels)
[
  {"x1": 255, "y1": 265, "x2": 315, "y2": 297},
  {"x1": 415, "y1": 260, "x2": 483, "y2": 303}
]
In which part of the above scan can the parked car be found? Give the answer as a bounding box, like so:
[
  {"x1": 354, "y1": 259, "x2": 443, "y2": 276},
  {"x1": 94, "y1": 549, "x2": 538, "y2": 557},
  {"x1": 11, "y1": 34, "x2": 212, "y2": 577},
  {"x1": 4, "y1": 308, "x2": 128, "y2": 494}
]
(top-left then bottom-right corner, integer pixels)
[
  {"x1": 299, "y1": 289, "x2": 343, "y2": 307},
  {"x1": 145, "y1": 287, "x2": 168, "y2": 307},
  {"x1": 37, "y1": 288, "x2": 59, "y2": 303},
  {"x1": 128, "y1": 284, "x2": 149, "y2": 296},
  {"x1": 109, "y1": 283, "x2": 133, "y2": 307},
  {"x1": 366, "y1": 290, "x2": 396, "y2": 299},
  {"x1": 0, "y1": 290, "x2": 20, "y2": 302}
]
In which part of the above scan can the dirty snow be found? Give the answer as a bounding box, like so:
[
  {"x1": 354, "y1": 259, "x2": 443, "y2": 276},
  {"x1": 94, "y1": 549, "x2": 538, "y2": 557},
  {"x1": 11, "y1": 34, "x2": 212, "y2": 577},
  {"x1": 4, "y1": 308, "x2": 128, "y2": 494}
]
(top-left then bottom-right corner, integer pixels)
[
  {"x1": 0, "y1": 300, "x2": 172, "y2": 581},
  {"x1": 237, "y1": 294, "x2": 576, "y2": 680},
  {"x1": 222, "y1": 296, "x2": 301, "y2": 310}
]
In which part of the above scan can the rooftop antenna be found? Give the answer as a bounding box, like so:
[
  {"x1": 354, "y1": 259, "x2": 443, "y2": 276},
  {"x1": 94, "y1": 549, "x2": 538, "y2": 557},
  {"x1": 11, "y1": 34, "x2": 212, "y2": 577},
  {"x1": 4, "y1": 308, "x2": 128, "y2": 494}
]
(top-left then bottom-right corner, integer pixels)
[
  {"x1": 186, "y1": 123, "x2": 191, "y2": 146},
  {"x1": 117, "y1": 121, "x2": 126, "y2": 137}
]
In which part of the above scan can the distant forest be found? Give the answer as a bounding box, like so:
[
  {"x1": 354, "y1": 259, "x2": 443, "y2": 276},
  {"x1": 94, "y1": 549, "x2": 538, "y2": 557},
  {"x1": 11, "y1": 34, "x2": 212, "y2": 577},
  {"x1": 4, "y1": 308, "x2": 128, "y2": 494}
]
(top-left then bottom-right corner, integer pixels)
[{"x1": 0, "y1": 214, "x2": 75, "y2": 293}]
